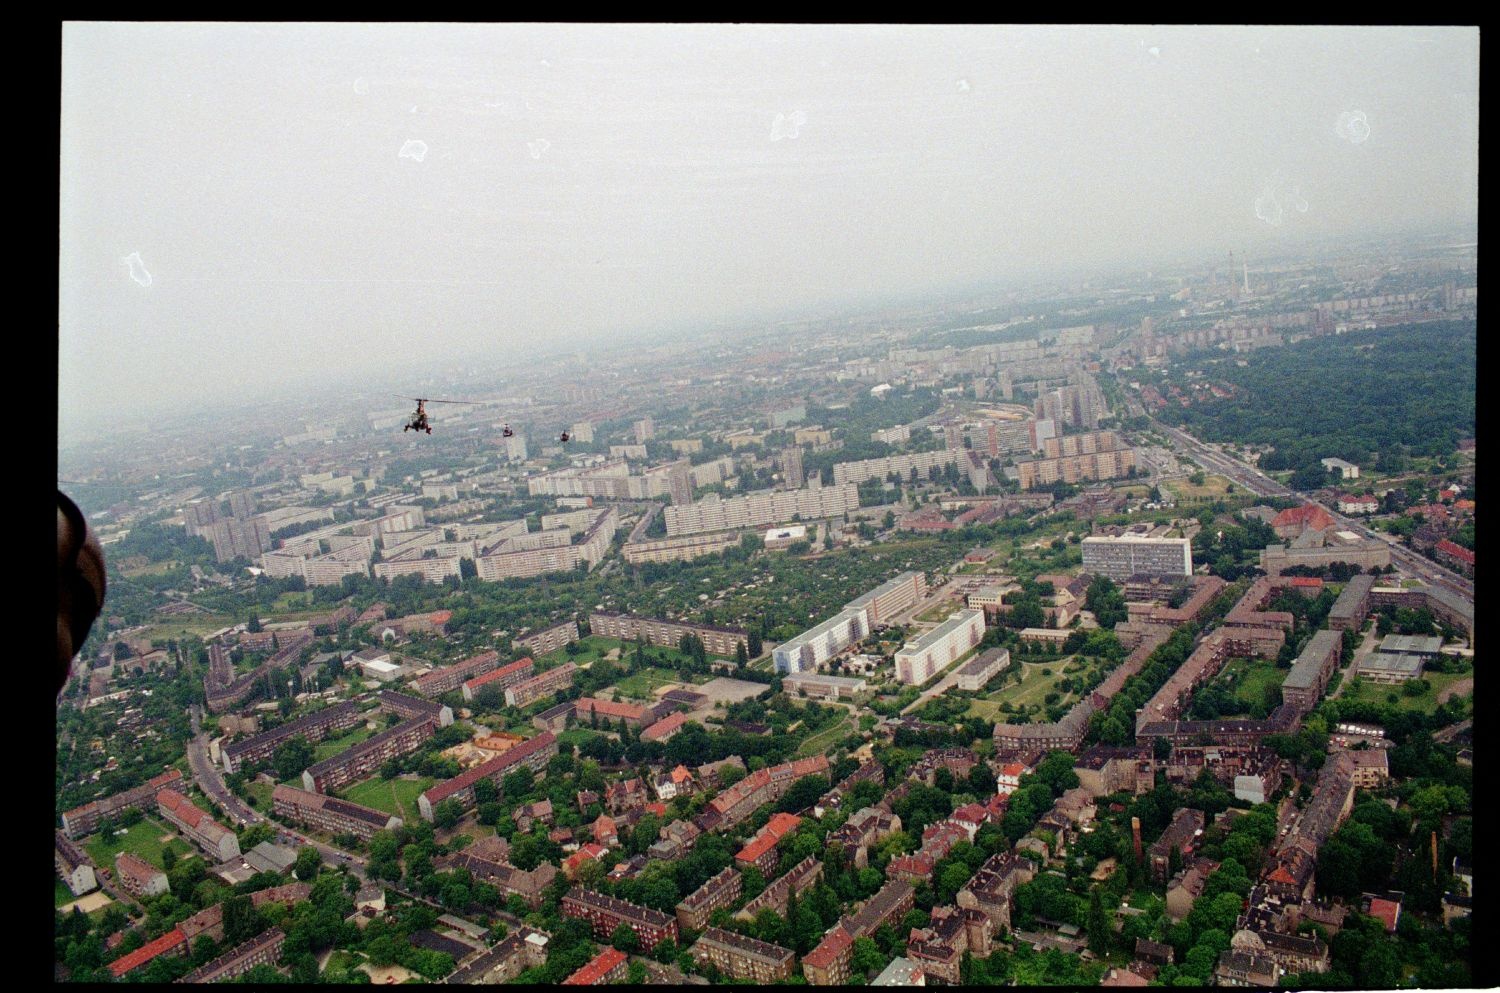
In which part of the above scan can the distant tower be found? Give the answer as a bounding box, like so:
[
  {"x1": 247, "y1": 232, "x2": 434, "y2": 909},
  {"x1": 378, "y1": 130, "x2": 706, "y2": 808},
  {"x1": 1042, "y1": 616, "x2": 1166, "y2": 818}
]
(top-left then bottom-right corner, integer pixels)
[{"x1": 1243, "y1": 256, "x2": 1251, "y2": 295}]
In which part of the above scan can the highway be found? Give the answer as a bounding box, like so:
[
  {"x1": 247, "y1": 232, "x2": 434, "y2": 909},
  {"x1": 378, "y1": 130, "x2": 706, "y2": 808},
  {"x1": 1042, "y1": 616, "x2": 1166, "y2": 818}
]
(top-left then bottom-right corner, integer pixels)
[{"x1": 1146, "y1": 418, "x2": 1474, "y2": 602}]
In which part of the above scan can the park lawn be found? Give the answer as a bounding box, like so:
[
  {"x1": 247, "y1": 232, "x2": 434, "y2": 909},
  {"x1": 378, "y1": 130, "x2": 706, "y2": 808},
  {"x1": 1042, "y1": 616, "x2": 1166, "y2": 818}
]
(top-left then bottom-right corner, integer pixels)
[
  {"x1": 1341, "y1": 671, "x2": 1472, "y2": 715},
  {"x1": 1209, "y1": 658, "x2": 1287, "y2": 715},
  {"x1": 556, "y1": 728, "x2": 603, "y2": 748},
  {"x1": 246, "y1": 780, "x2": 275, "y2": 811},
  {"x1": 322, "y1": 950, "x2": 365, "y2": 976},
  {"x1": 610, "y1": 667, "x2": 687, "y2": 700},
  {"x1": 339, "y1": 776, "x2": 437, "y2": 821},
  {"x1": 56, "y1": 878, "x2": 77, "y2": 907},
  {"x1": 965, "y1": 660, "x2": 1080, "y2": 719},
  {"x1": 84, "y1": 816, "x2": 196, "y2": 871},
  {"x1": 540, "y1": 636, "x2": 625, "y2": 666},
  {"x1": 312, "y1": 724, "x2": 379, "y2": 763}
]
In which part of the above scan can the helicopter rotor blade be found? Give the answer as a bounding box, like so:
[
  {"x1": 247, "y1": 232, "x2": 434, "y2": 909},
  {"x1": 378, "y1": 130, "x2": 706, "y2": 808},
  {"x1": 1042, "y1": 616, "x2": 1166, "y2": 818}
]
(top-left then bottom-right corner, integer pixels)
[{"x1": 420, "y1": 398, "x2": 480, "y2": 405}]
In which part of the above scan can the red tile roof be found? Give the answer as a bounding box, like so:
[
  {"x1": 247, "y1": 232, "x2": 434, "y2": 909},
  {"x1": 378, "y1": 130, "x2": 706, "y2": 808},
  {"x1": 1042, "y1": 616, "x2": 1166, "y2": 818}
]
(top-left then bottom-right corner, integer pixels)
[
  {"x1": 1289, "y1": 577, "x2": 1324, "y2": 588},
  {"x1": 563, "y1": 946, "x2": 627, "y2": 985},
  {"x1": 576, "y1": 697, "x2": 649, "y2": 721},
  {"x1": 1436, "y1": 540, "x2": 1475, "y2": 565},
  {"x1": 107, "y1": 928, "x2": 185, "y2": 977},
  {"x1": 802, "y1": 926, "x2": 853, "y2": 969},
  {"x1": 765, "y1": 812, "x2": 802, "y2": 839},
  {"x1": 736, "y1": 831, "x2": 782, "y2": 865},
  {"x1": 1272, "y1": 504, "x2": 1337, "y2": 532},
  {"x1": 1369, "y1": 897, "x2": 1401, "y2": 932},
  {"x1": 157, "y1": 787, "x2": 207, "y2": 829},
  {"x1": 463, "y1": 657, "x2": 534, "y2": 689},
  {"x1": 641, "y1": 711, "x2": 690, "y2": 741}
]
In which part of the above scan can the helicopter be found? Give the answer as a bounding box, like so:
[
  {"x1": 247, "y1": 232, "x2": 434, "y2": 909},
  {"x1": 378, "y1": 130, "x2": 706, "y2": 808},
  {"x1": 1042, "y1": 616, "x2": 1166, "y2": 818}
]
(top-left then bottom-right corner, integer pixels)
[{"x1": 398, "y1": 396, "x2": 476, "y2": 434}]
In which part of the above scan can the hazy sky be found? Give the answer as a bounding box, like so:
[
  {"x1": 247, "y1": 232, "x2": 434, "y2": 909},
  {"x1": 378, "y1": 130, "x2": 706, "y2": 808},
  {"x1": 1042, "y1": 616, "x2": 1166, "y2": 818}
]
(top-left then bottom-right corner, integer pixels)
[{"x1": 58, "y1": 23, "x2": 1478, "y2": 439}]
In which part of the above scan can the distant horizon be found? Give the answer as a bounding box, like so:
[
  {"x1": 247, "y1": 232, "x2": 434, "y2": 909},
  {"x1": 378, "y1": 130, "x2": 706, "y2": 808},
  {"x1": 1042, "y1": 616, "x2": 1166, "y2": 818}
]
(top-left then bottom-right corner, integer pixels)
[
  {"x1": 58, "y1": 215, "x2": 1474, "y2": 456},
  {"x1": 60, "y1": 24, "x2": 1477, "y2": 446}
]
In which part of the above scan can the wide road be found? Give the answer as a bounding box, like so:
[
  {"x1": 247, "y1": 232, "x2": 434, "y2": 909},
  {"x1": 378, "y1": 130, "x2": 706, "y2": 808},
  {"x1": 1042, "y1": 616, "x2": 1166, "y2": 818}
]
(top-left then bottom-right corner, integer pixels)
[{"x1": 1146, "y1": 418, "x2": 1474, "y2": 601}]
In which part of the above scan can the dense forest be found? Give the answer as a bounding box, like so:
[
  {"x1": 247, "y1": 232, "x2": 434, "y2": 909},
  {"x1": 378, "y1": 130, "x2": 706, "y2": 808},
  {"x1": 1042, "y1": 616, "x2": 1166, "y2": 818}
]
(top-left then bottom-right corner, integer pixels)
[{"x1": 1158, "y1": 320, "x2": 1475, "y2": 474}]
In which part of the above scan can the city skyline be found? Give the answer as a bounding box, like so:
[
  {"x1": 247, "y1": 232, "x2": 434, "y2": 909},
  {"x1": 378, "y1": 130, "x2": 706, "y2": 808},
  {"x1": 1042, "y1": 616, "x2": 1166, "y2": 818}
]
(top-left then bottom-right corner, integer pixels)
[{"x1": 60, "y1": 23, "x2": 1477, "y2": 440}]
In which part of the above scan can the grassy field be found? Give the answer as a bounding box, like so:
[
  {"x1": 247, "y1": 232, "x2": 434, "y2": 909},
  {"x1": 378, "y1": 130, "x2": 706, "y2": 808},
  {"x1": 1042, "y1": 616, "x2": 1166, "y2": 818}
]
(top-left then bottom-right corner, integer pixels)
[
  {"x1": 916, "y1": 601, "x2": 964, "y2": 623},
  {"x1": 139, "y1": 613, "x2": 236, "y2": 644},
  {"x1": 312, "y1": 724, "x2": 379, "y2": 763},
  {"x1": 611, "y1": 667, "x2": 696, "y2": 699},
  {"x1": 246, "y1": 779, "x2": 275, "y2": 812},
  {"x1": 1340, "y1": 671, "x2": 1473, "y2": 715},
  {"x1": 1163, "y1": 474, "x2": 1235, "y2": 501},
  {"x1": 797, "y1": 717, "x2": 853, "y2": 757},
  {"x1": 540, "y1": 636, "x2": 625, "y2": 666},
  {"x1": 556, "y1": 728, "x2": 603, "y2": 748},
  {"x1": 339, "y1": 776, "x2": 437, "y2": 820},
  {"x1": 1211, "y1": 658, "x2": 1287, "y2": 716},
  {"x1": 56, "y1": 878, "x2": 78, "y2": 907},
  {"x1": 83, "y1": 816, "x2": 196, "y2": 871},
  {"x1": 965, "y1": 659, "x2": 1080, "y2": 719}
]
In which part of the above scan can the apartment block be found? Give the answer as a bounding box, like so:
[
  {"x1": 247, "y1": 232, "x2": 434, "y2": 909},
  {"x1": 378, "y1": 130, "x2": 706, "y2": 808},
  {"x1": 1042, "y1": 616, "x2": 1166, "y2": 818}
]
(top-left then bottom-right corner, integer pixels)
[
  {"x1": 954, "y1": 647, "x2": 1010, "y2": 690},
  {"x1": 505, "y1": 662, "x2": 578, "y2": 707},
  {"x1": 376, "y1": 689, "x2": 453, "y2": 727},
  {"x1": 301, "y1": 716, "x2": 436, "y2": 793},
  {"x1": 1016, "y1": 447, "x2": 1136, "y2": 489},
  {"x1": 462, "y1": 657, "x2": 537, "y2": 702},
  {"x1": 894, "y1": 609, "x2": 985, "y2": 685},
  {"x1": 412, "y1": 650, "x2": 501, "y2": 697},
  {"x1": 438, "y1": 851, "x2": 559, "y2": 909},
  {"x1": 114, "y1": 851, "x2": 169, "y2": 898},
  {"x1": 1281, "y1": 629, "x2": 1342, "y2": 712},
  {"x1": 802, "y1": 925, "x2": 854, "y2": 985},
  {"x1": 1082, "y1": 535, "x2": 1193, "y2": 583},
  {"x1": 694, "y1": 755, "x2": 829, "y2": 832},
  {"x1": 589, "y1": 611, "x2": 749, "y2": 658},
  {"x1": 55, "y1": 831, "x2": 97, "y2": 896},
  {"x1": 516, "y1": 620, "x2": 581, "y2": 657},
  {"x1": 417, "y1": 732, "x2": 558, "y2": 821},
  {"x1": 272, "y1": 784, "x2": 402, "y2": 840},
  {"x1": 693, "y1": 927, "x2": 795, "y2": 982},
  {"x1": 736, "y1": 855, "x2": 822, "y2": 921},
  {"x1": 157, "y1": 788, "x2": 241, "y2": 862},
  {"x1": 623, "y1": 531, "x2": 741, "y2": 565},
  {"x1": 61, "y1": 768, "x2": 184, "y2": 839},
  {"x1": 221, "y1": 702, "x2": 363, "y2": 773},
  {"x1": 664, "y1": 484, "x2": 858, "y2": 537},
  {"x1": 675, "y1": 866, "x2": 742, "y2": 931},
  {"x1": 561, "y1": 887, "x2": 678, "y2": 949},
  {"x1": 832, "y1": 449, "x2": 961, "y2": 486},
  {"x1": 1149, "y1": 808, "x2": 1206, "y2": 882},
  {"x1": 180, "y1": 927, "x2": 286, "y2": 984}
]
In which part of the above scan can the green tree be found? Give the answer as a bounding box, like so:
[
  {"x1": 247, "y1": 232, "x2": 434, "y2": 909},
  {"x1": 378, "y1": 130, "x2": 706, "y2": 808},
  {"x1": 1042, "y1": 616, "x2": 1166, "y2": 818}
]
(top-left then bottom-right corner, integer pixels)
[
  {"x1": 611, "y1": 922, "x2": 641, "y2": 954},
  {"x1": 293, "y1": 846, "x2": 322, "y2": 881}
]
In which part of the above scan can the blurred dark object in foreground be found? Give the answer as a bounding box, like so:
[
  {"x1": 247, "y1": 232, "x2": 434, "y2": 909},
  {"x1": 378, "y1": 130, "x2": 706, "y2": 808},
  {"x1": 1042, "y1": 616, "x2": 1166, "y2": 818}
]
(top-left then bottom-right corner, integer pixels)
[{"x1": 58, "y1": 491, "x2": 107, "y2": 695}]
